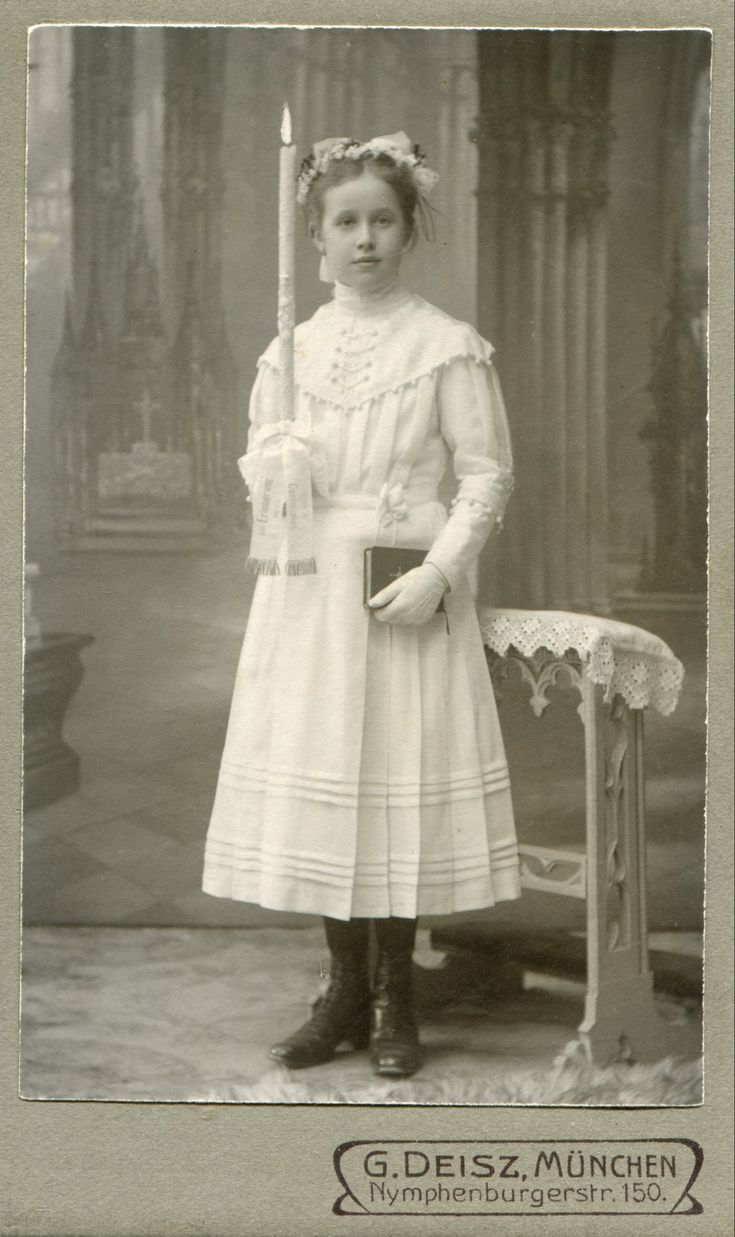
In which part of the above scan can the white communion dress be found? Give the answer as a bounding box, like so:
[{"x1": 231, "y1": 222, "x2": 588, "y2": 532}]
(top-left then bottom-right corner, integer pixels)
[{"x1": 202, "y1": 280, "x2": 521, "y2": 921}]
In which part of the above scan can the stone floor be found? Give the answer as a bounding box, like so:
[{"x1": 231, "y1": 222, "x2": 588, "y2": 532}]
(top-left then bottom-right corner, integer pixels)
[{"x1": 20, "y1": 924, "x2": 702, "y2": 1105}]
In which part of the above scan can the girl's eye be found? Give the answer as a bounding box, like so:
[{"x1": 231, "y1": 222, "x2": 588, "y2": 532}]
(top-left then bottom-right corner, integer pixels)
[{"x1": 336, "y1": 217, "x2": 355, "y2": 227}]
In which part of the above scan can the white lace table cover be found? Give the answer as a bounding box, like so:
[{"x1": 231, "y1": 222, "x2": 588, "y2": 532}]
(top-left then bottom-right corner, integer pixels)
[{"x1": 477, "y1": 608, "x2": 684, "y2": 716}]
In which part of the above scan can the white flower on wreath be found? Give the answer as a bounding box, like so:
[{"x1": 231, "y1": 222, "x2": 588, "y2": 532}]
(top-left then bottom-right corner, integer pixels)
[{"x1": 296, "y1": 131, "x2": 439, "y2": 205}]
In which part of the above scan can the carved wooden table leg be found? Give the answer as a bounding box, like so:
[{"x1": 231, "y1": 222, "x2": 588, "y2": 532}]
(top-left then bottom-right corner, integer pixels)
[
  {"x1": 566, "y1": 680, "x2": 670, "y2": 1065},
  {"x1": 486, "y1": 646, "x2": 672, "y2": 1066}
]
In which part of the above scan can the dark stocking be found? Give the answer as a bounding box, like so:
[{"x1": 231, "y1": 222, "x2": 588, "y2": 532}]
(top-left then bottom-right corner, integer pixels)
[
  {"x1": 324, "y1": 915, "x2": 370, "y2": 958},
  {"x1": 373, "y1": 916, "x2": 418, "y2": 958},
  {"x1": 370, "y1": 916, "x2": 422, "y2": 1078}
]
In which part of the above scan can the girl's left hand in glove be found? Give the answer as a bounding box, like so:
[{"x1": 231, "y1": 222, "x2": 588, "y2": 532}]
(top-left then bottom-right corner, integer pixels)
[{"x1": 368, "y1": 562, "x2": 449, "y2": 626}]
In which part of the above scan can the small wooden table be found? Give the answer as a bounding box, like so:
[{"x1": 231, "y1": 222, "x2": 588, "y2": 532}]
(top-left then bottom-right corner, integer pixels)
[{"x1": 433, "y1": 608, "x2": 686, "y2": 1067}]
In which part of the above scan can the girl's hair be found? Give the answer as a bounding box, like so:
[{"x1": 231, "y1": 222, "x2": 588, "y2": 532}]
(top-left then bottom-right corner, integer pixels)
[{"x1": 303, "y1": 154, "x2": 434, "y2": 244}]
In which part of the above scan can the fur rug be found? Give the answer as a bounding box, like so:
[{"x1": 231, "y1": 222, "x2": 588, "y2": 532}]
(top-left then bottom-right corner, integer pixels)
[{"x1": 214, "y1": 1053, "x2": 702, "y2": 1107}]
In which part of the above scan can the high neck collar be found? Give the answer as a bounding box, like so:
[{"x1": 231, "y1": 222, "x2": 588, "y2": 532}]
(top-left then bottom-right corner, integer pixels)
[{"x1": 332, "y1": 278, "x2": 411, "y2": 317}]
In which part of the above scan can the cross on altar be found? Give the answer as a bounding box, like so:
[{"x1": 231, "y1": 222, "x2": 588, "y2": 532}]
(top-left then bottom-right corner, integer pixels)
[{"x1": 133, "y1": 388, "x2": 159, "y2": 444}]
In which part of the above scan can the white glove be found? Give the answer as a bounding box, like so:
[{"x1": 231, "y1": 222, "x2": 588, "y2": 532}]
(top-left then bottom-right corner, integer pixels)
[{"x1": 368, "y1": 562, "x2": 449, "y2": 626}]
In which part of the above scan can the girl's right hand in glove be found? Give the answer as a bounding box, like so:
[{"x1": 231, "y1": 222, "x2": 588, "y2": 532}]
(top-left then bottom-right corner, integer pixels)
[{"x1": 368, "y1": 562, "x2": 449, "y2": 626}]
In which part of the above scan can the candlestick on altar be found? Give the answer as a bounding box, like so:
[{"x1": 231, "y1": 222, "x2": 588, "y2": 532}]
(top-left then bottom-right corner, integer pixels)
[{"x1": 278, "y1": 102, "x2": 296, "y2": 421}]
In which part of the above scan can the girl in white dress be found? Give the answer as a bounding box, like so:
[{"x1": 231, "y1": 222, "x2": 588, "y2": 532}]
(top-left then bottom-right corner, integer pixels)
[{"x1": 202, "y1": 132, "x2": 521, "y2": 1077}]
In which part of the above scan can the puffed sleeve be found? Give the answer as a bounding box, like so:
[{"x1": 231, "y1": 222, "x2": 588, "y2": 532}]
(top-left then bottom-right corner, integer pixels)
[
  {"x1": 235, "y1": 356, "x2": 281, "y2": 489},
  {"x1": 245, "y1": 355, "x2": 281, "y2": 449},
  {"x1": 424, "y1": 354, "x2": 514, "y2": 593}
]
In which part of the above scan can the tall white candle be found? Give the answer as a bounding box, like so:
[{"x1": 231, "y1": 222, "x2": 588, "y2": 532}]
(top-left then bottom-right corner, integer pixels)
[{"x1": 278, "y1": 102, "x2": 296, "y2": 421}]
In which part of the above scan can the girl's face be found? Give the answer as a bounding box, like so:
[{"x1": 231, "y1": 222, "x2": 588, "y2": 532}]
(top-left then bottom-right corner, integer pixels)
[{"x1": 314, "y1": 169, "x2": 410, "y2": 292}]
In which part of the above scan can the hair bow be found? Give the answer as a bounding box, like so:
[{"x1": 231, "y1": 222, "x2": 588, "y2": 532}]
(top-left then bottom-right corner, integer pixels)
[{"x1": 362, "y1": 131, "x2": 414, "y2": 156}]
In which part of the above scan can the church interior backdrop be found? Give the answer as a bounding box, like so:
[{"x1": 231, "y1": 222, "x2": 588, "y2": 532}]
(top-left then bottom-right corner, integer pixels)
[{"x1": 24, "y1": 26, "x2": 709, "y2": 929}]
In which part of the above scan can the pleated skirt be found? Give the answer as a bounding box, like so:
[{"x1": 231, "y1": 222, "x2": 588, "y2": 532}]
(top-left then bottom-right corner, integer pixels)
[{"x1": 202, "y1": 499, "x2": 520, "y2": 920}]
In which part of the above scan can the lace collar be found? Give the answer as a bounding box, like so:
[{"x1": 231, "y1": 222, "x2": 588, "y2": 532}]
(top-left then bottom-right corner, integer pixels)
[{"x1": 258, "y1": 292, "x2": 495, "y2": 409}]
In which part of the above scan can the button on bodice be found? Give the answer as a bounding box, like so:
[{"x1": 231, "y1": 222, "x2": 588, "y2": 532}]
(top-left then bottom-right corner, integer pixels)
[{"x1": 329, "y1": 322, "x2": 378, "y2": 393}]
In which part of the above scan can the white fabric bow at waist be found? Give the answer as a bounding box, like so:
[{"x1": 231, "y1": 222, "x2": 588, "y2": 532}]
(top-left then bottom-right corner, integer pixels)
[{"x1": 377, "y1": 481, "x2": 409, "y2": 526}]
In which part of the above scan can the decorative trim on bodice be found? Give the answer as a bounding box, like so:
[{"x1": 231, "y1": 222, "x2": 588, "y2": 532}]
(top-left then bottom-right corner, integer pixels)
[{"x1": 257, "y1": 292, "x2": 495, "y2": 410}]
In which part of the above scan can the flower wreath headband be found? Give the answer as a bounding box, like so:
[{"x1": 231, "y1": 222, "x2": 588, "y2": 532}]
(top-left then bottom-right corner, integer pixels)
[{"x1": 296, "y1": 130, "x2": 440, "y2": 214}]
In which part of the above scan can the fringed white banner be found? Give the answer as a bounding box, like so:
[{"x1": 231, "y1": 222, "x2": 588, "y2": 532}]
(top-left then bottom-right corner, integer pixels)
[{"x1": 239, "y1": 421, "x2": 318, "y2": 576}]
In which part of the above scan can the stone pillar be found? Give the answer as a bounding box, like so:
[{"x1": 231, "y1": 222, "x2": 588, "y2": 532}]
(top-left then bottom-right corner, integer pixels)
[
  {"x1": 70, "y1": 28, "x2": 137, "y2": 334},
  {"x1": 50, "y1": 292, "x2": 80, "y2": 540},
  {"x1": 161, "y1": 28, "x2": 239, "y2": 533},
  {"x1": 543, "y1": 36, "x2": 574, "y2": 608},
  {"x1": 638, "y1": 34, "x2": 709, "y2": 598},
  {"x1": 75, "y1": 260, "x2": 115, "y2": 529},
  {"x1": 640, "y1": 247, "x2": 707, "y2": 594},
  {"x1": 432, "y1": 32, "x2": 480, "y2": 323},
  {"x1": 475, "y1": 32, "x2": 614, "y2": 612},
  {"x1": 585, "y1": 44, "x2": 614, "y2": 611},
  {"x1": 161, "y1": 29, "x2": 226, "y2": 329}
]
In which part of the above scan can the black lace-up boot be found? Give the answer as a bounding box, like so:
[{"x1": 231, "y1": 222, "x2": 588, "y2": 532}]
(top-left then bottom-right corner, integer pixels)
[
  {"x1": 269, "y1": 917, "x2": 371, "y2": 1068},
  {"x1": 369, "y1": 917, "x2": 422, "y2": 1077}
]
